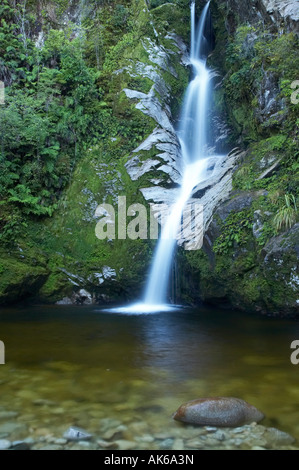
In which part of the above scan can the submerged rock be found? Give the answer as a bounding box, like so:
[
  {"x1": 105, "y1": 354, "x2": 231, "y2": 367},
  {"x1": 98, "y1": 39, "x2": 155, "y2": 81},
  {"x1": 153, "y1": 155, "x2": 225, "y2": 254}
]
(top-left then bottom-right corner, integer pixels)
[
  {"x1": 63, "y1": 427, "x2": 92, "y2": 442},
  {"x1": 263, "y1": 427, "x2": 295, "y2": 446},
  {"x1": 0, "y1": 439, "x2": 11, "y2": 450},
  {"x1": 10, "y1": 441, "x2": 31, "y2": 450},
  {"x1": 173, "y1": 397, "x2": 264, "y2": 427},
  {"x1": 114, "y1": 439, "x2": 136, "y2": 450}
]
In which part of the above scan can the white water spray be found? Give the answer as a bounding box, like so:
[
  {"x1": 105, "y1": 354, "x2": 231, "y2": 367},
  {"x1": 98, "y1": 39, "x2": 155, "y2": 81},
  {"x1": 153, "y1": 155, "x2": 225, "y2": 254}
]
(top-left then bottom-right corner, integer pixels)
[
  {"x1": 144, "y1": 1, "x2": 212, "y2": 306},
  {"x1": 109, "y1": 1, "x2": 217, "y2": 314}
]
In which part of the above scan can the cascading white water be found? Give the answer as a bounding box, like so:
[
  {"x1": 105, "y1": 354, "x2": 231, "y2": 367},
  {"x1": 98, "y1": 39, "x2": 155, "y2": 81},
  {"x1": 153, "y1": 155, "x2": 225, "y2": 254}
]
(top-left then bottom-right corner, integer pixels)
[
  {"x1": 144, "y1": 159, "x2": 211, "y2": 307},
  {"x1": 143, "y1": 0, "x2": 212, "y2": 307},
  {"x1": 179, "y1": 1, "x2": 211, "y2": 165},
  {"x1": 107, "y1": 1, "x2": 215, "y2": 314}
]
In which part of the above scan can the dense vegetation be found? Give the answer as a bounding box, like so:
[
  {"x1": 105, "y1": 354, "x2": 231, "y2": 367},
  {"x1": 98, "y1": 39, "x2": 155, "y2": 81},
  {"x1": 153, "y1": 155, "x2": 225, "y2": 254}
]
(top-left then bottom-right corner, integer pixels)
[
  {"x1": 0, "y1": 0, "x2": 166, "y2": 243},
  {"x1": 0, "y1": 1, "x2": 98, "y2": 226},
  {"x1": 182, "y1": 4, "x2": 299, "y2": 315},
  {"x1": 0, "y1": 0, "x2": 191, "y2": 305},
  {"x1": 211, "y1": 19, "x2": 299, "y2": 237},
  {"x1": 0, "y1": 0, "x2": 298, "y2": 314}
]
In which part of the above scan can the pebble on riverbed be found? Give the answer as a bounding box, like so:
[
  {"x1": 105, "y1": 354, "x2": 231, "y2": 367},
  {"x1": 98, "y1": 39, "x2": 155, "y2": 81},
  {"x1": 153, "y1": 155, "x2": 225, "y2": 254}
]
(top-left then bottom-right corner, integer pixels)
[
  {"x1": 0, "y1": 439, "x2": 11, "y2": 450},
  {"x1": 0, "y1": 415, "x2": 296, "y2": 450},
  {"x1": 63, "y1": 427, "x2": 93, "y2": 442},
  {"x1": 0, "y1": 423, "x2": 298, "y2": 451}
]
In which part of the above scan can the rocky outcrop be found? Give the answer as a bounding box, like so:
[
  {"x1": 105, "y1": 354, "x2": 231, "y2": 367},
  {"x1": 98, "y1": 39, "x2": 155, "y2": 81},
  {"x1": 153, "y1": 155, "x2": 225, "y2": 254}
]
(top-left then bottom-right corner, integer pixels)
[
  {"x1": 256, "y1": 71, "x2": 287, "y2": 126},
  {"x1": 193, "y1": 199, "x2": 299, "y2": 315},
  {"x1": 173, "y1": 397, "x2": 265, "y2": 427},
  {"x1": 123, "y1": 34, "x2": 185, "y2": 194},
  {"x1": 123, "y1": 31, "x2": 243, "y2": 248},
  {"x1": 53, "y1": 266, "x2": 119, "y2": 305},
  {"x1": 187, "y1": 150, "x2": 244, "y2": 247},
  {"x1": 260, "y1": 0, "x2": 299, "y2": 34},
  {"x1": 216, "y1": 0, "x2": 299, "y2": 34},
  {"x1": 261, "y1": 224, "x2": 299, "y2": 311},
  {"x1": 125, "y1": 128, "x2": 181, "y2": 185},
  {"x1": 0, "y1": 250, "x2": 49, "y2": 306}
]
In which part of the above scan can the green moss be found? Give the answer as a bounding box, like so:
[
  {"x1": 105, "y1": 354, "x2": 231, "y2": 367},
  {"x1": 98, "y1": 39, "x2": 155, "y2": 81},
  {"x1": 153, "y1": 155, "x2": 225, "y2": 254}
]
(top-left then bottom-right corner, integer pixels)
[
  {"x1": 213, "y1": 209, "x2": 254, "y2": 255},
  {"x1": 39, "y1": 272, "x2": 71, "y2": 303},
  {"x1": 237, "y1": 274, "x2": 269, "y2": 304},
  {"x1": 216, "y1": 21, "x2": 299, "y2": 146},
  {"x1": 181, "y1": 7, "x2": 299, "y2": 315},
  {"x1": 161, "y1": 67, "x2": 189, "y2": 119},
  {"x1": 232, "y1": 251, "x2": 256, "y2": 274},
  {"x1": 0, "y1": 250, "x2": 49, "y2": 305},
  {"x1": 2, "y1": 0, "x2": 297, "y2": 315},
  {"x1": 151, "y1": 2, "x2": 190, "y2": 41},
  {"x1": 230, "y1": 105, "x2": 258, "y2": 143}
]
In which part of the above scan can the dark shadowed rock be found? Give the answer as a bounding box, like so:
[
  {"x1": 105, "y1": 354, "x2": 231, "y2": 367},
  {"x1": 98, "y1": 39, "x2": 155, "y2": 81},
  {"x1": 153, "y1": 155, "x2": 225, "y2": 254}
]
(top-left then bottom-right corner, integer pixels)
[
  {"x1": 173, "y1": 397, "x2": 264, "y2": 427},
  {"x1": 10, "y1": 441, "x2": 31, "y2": 450}
]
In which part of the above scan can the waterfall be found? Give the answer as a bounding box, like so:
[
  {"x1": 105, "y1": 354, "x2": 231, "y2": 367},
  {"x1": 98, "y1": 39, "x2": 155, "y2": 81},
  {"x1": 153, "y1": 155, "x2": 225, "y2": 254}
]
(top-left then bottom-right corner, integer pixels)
[
  {"x1": 107, "y1": 1, "x2": 216, "y2": 314},
  {"x1": 178, "y1": 1, "x2": 211, "y2": 165},
  {"x1": 143, "y1": 0, "x2": 212, "y2": 307}
]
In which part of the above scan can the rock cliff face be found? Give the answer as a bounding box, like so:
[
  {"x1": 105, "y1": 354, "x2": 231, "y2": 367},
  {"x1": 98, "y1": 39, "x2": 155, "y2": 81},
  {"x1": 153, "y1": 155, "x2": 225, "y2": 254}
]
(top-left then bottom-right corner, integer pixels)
[
  {"x1": 215, "y1": 0, "x2": 299, "y2": 34},
  {"x1": 260, "y1": 0, "x2": 299, "y2": 33},
  {"x1": 0, "y1": 0, "x2": 298, "y2": 315},
  {"x1": 0, "y1": 0, "x2": 192, "y2": 306},
  {"x1": 119, "y1": 0, "x2": 299, "y2": 316},
  {"x1": 183, "y1": 0, "x2": 299, "y2": 315}
]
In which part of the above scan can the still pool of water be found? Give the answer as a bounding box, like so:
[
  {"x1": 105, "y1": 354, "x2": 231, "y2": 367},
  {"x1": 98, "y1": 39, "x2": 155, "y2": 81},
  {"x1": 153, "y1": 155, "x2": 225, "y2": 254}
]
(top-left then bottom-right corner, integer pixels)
[{"x1": 0, "y1": 304, "x2": 299, "y2": 449}]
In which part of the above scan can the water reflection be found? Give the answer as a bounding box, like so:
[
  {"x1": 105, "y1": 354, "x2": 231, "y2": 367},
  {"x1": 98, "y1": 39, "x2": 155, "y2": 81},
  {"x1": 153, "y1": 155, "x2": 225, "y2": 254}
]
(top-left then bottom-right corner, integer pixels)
[
  {"x1": 0, "y1": 305, "x2": 299, "y2": 444},
  {"x1": 136, "y1": 310, "x2": 217, "y2": 380}
]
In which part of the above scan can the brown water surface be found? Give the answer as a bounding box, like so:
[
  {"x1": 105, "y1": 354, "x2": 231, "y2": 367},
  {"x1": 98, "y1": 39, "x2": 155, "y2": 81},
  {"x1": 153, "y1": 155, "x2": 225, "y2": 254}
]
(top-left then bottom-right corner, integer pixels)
[{"x1": 0, "y1": 305, "x2": 298, "y2": 448}]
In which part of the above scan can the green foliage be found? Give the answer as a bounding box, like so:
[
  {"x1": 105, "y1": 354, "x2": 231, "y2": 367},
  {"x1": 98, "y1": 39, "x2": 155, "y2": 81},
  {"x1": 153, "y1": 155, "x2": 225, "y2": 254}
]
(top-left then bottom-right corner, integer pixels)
[
  {"x1": 254, "y1": 32, "x2": 299, "y2": 79},
  {"x1": 233, "y1": 135, "x2": 297, "y2": 193},
  {"x1": 8, "y1": 185, "x2": 57, "y2": 216},
  {"x1": 273, "y1": 194, "x2": 298, "y2": 232},
  {"x1": 149, "y1": 0, "x2": 186, "y2": 10},
  {"x1": 150, "y1": 1, "x2": 190, "y2": 41},
  {"x1": 0, "y1": 0, "x2": 128, "y2": 241},
  {"x1": 256, "y1": 221, "x2": 276, "y2": 247},
  {"x1": 223, "y1": 23, "x2": 299, "y2": 143},
  {"x1": 225, "y1": 26, "x2": 257, "y2": 103},
  {"x1": 260, "y1": 135, "x2": 287, "y2": 152},
  {"x1": 0, "y1": 0, "x2": 159, "y2": 247},
  {"x1": 162, "y1": 67, "x2": 189, "y2": 119},
  {"x1": 213, "y1": 210, "x2": 254, "y2": 255},
  {"x1": 0, "y1": 206, "x2": 28, "y2": 244},
  {"x1": 112, "y1": 4, "x2": 130, "y2": 28},
  {"x1": 226, "y1": 26, "x2": 299, "y2": 92},
  {"x1": 0, "y1": 43, "x2": 101, "y2": 222}
]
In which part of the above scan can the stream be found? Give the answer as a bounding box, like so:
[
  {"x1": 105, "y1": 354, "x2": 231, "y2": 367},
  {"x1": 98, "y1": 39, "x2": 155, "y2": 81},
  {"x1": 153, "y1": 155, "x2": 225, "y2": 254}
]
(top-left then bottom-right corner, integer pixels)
[{"x1": 0, "y1": 305, "x2": 299, "y2": 449}]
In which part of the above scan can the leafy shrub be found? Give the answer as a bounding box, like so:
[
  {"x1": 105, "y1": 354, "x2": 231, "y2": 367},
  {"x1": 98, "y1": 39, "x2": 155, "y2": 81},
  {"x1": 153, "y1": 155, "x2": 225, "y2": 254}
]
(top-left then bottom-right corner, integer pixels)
[{"x1": 213, "y1": 210, "x2": 254, "y2": 255}]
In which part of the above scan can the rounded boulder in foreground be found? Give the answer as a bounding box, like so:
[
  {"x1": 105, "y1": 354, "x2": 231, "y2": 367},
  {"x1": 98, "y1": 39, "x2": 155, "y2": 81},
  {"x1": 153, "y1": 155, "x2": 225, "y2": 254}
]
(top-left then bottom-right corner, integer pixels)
[{"x1": 173, "y1": 397, "x2": 264, "y2": 427}]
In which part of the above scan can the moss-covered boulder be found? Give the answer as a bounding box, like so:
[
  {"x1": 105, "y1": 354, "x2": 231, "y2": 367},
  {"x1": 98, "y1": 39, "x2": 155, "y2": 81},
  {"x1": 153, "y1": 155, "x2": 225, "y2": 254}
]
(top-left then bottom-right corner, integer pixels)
[{"x1": 0, "y1": 249, "x2": 49, "y2": 305}]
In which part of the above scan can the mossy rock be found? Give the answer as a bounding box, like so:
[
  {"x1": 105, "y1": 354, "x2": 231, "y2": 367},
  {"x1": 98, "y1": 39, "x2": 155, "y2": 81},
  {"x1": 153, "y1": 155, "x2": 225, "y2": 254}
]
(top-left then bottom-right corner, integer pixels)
[{"x1": 0, "y1": 251, "x2": 49, "y2": 305}]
